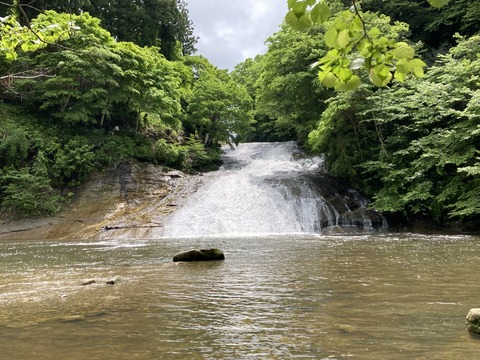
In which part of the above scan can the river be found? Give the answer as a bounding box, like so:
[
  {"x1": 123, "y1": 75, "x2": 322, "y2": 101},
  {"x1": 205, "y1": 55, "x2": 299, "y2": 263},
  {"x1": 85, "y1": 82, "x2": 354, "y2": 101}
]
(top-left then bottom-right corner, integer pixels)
[
  {"x1": 1, "y1": 234, "x2": 479, "y2": 359},
  {"x1": 0, "y1": 143, "x2": 479, "y2": 359}
]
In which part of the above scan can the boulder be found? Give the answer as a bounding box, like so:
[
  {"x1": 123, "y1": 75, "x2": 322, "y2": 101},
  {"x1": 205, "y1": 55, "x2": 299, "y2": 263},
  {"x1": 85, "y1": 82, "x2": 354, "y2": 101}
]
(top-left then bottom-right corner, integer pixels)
[
  {"x1": 173, "y1": 248, "x2": 225, "y2": 262},
  {"x1": 81, "y1": 279, "x2": 96, "y2": 286},
  {"x1": 466, "y1": 308, "x2": 480, "y2": 335}
]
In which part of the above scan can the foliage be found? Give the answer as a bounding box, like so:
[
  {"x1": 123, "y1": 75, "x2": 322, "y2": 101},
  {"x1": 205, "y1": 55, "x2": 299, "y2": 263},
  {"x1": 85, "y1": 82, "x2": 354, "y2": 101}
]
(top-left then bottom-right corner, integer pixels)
[
  {"x1": 363, "y1": 0, "x2": 480, "y2": 52},
  {"x1": 0, "y1": 166, "x2": 63, "y2": 216},
  {"x1": 0, "y1": 0, "x2": 198, "y2": 60},
  {"x1": 183, "y1": 56, "x2": 255, "y2": 148},
  {"x1": 0, "y1": 9, "x2": 73, "y2": 60},
  {"x1": 252, "y1": 24, "x2": 332, "y2": 143},
  {"x1": 0, "y1": 8, "x2": 254, "y2": 217},
  {"x1": 284, "y1": 0, "x2": 453, "y2": 90},
  {"x1": 5, "y1": 12, "x2": 182, "y2": 131},
  {"x1": 308, "y1": 34, "x2": 480, "y2": 223}
]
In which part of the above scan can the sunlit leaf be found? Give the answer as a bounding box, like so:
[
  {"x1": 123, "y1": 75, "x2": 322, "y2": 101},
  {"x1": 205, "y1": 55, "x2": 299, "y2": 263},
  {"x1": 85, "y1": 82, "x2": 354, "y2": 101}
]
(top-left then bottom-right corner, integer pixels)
[
  {"x1": 394, "y1": 70, "x2": 406, "y2": 82},
  {"x1": 395, "y1": 58, "x2": 412, "y2": 74},
  {"x1": 319, "y1": 71, "x2": 338, "y2": 88},
  {"x1": 292, "y1": 2, "x2": 308, "y2": 17},
  {"x1": 337, "y1": 29, "x2": 351, "y2": 49},
  {"x1": 410, "y1": 58, "x2": 427, "y2": 78},
  {"x1": 335, "y1": 66, "x2": 353, "y2": 81},
  {"x1": 369, "y1": 68, "x2": 392, "y2": 87},
  {"x1": 285, "y1": 11, "x2": 312, "y2": 31},
  {"x1": 288, "y1": 0, "x2": 297, "y2": 9},
  {"x1": 311, "y1": 3, "x2": 331, "y2": 25},
  {"x1": 346, "y1": 75, "x2": 361, "y2": 90},
  {"x1": 324, "y1": 28, "x2": 338, "y2": 48},
  {"x1": 393, "y1": 42, "x2": 415, "y2": 59},
  {"x1": 367, "y1": 27, "x2": 381, "y2": 38}
]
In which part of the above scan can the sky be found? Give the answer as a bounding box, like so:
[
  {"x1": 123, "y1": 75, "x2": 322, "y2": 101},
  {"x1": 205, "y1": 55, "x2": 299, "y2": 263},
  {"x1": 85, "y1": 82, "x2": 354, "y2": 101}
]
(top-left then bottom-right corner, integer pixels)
[{"x1": 185, "y1": 0, "x2": 287, "y2": 71}]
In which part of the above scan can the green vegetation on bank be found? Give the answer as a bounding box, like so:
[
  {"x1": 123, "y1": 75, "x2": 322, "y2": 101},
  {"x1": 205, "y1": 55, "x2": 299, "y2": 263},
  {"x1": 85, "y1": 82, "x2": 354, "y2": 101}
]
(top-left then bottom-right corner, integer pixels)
[{"x1": 0, "y1": 4, "x2": 253, "y2": 216}]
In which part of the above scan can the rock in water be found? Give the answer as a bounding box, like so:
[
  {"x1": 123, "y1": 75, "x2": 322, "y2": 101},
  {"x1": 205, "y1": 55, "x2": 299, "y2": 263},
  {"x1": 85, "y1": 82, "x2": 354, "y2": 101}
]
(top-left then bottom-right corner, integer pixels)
[
  {"x1": 173, "y1": 248, "x2": 225, "y2": 262},
  {"x1": 466, "y1": 308, "x2": 480, "y2": 335}
]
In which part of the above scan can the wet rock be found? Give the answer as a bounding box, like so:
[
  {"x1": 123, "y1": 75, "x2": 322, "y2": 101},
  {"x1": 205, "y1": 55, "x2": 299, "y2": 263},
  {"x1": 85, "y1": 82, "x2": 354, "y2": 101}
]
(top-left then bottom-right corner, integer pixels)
[
  {"x1": 81, "y1": 279, "x2": 96, "y2": 286},
  {"x1": 106, "y1": 275, "x2": 121, "y2": 285},
  {"x1": 167, "y1": 170, "x2": 184, "y2": 178},
  {"x1": 173, "y1": 248, "x2": 225, "y2": 262},
  {"x1": 466, "y1": 308, "x2": 480, "y2": 335}
]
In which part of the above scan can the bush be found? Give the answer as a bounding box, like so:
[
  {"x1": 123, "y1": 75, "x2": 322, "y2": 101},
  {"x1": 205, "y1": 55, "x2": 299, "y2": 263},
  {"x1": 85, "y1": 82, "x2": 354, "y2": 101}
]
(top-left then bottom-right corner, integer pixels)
[{"x1": 0, "y1": 167, "x2": 62, "y2": 216}]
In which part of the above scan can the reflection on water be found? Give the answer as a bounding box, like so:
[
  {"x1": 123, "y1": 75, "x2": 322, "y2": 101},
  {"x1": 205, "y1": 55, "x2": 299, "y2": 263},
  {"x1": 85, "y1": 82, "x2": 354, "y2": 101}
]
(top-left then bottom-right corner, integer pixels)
[{"x1": 1, "y1": 234, "x2": 479, "y2": 359}]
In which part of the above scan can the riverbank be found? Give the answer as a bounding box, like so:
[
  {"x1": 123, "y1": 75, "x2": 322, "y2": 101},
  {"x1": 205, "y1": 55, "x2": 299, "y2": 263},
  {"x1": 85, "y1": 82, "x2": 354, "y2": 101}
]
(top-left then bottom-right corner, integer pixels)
[{"x1": 0, "y1": 163, "x2": 206, "y2": 241}]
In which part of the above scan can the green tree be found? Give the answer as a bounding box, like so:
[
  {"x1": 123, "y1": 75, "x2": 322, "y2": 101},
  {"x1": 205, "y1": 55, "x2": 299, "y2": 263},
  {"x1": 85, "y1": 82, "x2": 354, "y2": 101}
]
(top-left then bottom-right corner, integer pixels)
[
  {"x1": 362, "y1": 0, "x2": 480, "y2": 51},
  {"x1": 5, "y1": 11, "x2": 182, "y2": 131},
  {"x1": 183, "y1": 56, "x2": 255, "y2": 148},
  {"x1": 309, "y1": 34, "x2": 480, "y2": 224},
  {"x1": 253, "y1": 24, "x2": 332, "y2": 143},
  {"x1": 0, "y1": 0, "x2": 198, "y2": 60}
]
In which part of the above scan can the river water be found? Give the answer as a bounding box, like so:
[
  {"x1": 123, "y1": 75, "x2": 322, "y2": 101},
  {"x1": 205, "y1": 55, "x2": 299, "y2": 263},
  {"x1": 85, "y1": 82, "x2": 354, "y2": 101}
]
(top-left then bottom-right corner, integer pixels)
[
  {"x1": 1, "y1": 143, "x2": 479, "y2": 359},
  {"x1": 1, "y1": 234, "x2": 479, "y2": 359}
]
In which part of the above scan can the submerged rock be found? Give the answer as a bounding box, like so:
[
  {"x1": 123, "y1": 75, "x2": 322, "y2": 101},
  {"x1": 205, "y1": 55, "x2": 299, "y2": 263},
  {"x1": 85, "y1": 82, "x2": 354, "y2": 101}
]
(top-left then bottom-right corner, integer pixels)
[
  {"x1": 466, "y1": 308, "x2": 480, "y2": 335},
  {"x1": 173, "y1": 248, "x2": 225, "y2": 262}
]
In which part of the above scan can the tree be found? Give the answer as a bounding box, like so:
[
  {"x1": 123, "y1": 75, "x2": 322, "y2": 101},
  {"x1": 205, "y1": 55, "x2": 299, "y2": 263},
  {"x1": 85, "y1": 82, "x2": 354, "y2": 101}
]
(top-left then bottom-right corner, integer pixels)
[
  {"x1": 251, "y1": 24, "x2": 332, "y2": 143},
  {"x1": 183, "y1": 56, "x2": 255, "y2": 148},
  {"x1": 308, "y1": 34, "x2": 480, "y2": 224},
  {"x1": 5, "y1": 11, "x2": 182, "y2": 131},
  {"x1": 0, "y1": 0, "x2": 198, "y2": 60},
  {"x1": 285, "y1": 0, "x2": 452, "y2": 90},
  {"x1": 362, "y1": 0, "x2": 480, "y2": 51}
]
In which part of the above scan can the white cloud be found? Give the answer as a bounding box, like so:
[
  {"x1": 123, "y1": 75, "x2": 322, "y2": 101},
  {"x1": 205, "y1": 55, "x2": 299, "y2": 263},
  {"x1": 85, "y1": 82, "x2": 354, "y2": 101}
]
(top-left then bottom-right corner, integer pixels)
[{"x1": 185, "y1": 0, "x2": 286, "y2": 70}]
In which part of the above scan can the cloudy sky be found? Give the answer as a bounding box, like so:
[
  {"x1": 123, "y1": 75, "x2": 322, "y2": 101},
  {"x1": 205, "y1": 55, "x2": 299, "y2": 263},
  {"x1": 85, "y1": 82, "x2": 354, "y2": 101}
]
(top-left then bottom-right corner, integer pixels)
[{"x1": 185, "y1": 0, "x2": 287, "y2": 71}]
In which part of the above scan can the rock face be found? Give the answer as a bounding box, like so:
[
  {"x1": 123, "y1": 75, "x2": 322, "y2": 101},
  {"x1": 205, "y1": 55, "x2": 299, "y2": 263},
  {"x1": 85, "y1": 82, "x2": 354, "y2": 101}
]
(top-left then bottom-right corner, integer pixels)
[
  {"x1": 466, "y1": 308, "x2": 480, "y2": 335},
  {"x1": 0, "y1": 162, "x2": 205, "y2": 241},
  {"x1": 173, "y1": 248, "x2": 225, "y2": 262}
]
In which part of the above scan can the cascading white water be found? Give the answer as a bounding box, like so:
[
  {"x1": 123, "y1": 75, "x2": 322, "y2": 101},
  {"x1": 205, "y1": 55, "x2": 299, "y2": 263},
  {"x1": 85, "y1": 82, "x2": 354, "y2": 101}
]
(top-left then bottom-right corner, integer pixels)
[{"x1": 163, "y1": 142, "x2": 386, "y2": 237}]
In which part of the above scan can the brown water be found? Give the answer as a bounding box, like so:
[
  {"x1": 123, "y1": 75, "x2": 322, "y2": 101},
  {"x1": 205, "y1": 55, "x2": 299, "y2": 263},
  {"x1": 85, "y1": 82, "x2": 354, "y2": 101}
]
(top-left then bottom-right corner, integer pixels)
[{"x1": 0, "y1": 233, "x2": 479, "y2": 359}]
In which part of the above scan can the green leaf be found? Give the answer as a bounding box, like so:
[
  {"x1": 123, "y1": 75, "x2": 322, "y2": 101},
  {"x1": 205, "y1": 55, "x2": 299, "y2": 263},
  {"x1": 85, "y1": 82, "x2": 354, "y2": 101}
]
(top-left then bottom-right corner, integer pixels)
[
  {"x1": 335, "y1": 66, "x2": 353, "y2": 82},
  {"x1": 394, "y1": 70, "x2": 406, "y2": 82},
  {"x1": 393, "y1": 42, "x2": 415, "y2": 59},
  {"x1": 427, "y1": 0, "x2": 451, "y2": 8},
  {"x1": 369, "y1": 68, "x2": 392, "y2": 87},
  {"x1": 395, "y1": 58, "x2": 412, "y2": 74},
  {"x1": 319, "y1": 71, "x2": 338, "y2": 88},
  {"x1": 311, "y1": 3, "x2": 331, "y2": 25},
  {"x1": 337, "y1": 29, "x2": 351, "y2": 49},
  {"x1": 367, "y1": 27, "x2": 381, "y2": 38},
  {"x1": 324, "y1": 28, "x2": 338, "y2": 48},
  {"x1": 292, "y1": 2, "x2": 308, "y2": 17},
  {"x1": 288, "y1": 0, "x2": 297, "y2": 9},
  {"x1": 410, "y1": 58, "x2": 427, "y2": 78},
  {"x1": 285, "y1": 11, "x2": 312, "y2": 31},
  {"x1": 346, "y1": 75, "x2": 361, "y2": 90}
]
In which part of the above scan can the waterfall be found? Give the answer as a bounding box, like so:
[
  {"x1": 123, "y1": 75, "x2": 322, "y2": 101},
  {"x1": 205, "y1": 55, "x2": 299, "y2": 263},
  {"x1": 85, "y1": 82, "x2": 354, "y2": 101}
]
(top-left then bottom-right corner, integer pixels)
[{"x1": 163, "y1": 142, "x2": 386, "y2": 237}]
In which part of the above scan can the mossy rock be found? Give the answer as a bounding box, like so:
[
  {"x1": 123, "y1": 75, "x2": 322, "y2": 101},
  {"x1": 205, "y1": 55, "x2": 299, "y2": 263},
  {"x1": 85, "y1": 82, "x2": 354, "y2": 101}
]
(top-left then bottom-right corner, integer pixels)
[
  {"x1": 466, "y1": 308, "x2": 480, "y2": 336},
  {"x1": 173, "y1": 248, "x2": 225, "y2": 262}
]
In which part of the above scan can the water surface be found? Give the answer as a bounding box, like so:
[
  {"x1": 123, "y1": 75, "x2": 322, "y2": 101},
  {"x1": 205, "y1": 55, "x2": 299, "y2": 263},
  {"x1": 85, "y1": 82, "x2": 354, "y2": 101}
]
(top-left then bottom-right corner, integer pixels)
[{"x1": 1, "y1": 234, "x2": 479, "y2": 359}]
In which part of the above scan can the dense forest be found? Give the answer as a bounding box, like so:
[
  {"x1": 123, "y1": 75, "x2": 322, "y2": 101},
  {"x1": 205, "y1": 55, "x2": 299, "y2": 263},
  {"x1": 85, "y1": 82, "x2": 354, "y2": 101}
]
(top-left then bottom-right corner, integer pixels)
[{"x1": 0, "y1": 0, "x2": 479, "y2": 230}]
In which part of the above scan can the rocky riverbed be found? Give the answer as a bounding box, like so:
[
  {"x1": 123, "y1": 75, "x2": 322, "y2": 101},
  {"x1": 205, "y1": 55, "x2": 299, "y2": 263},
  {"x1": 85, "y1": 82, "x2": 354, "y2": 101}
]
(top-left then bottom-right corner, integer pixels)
[{"x1": 0, "y1": 163, "x2": 204, "y2": 241}]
